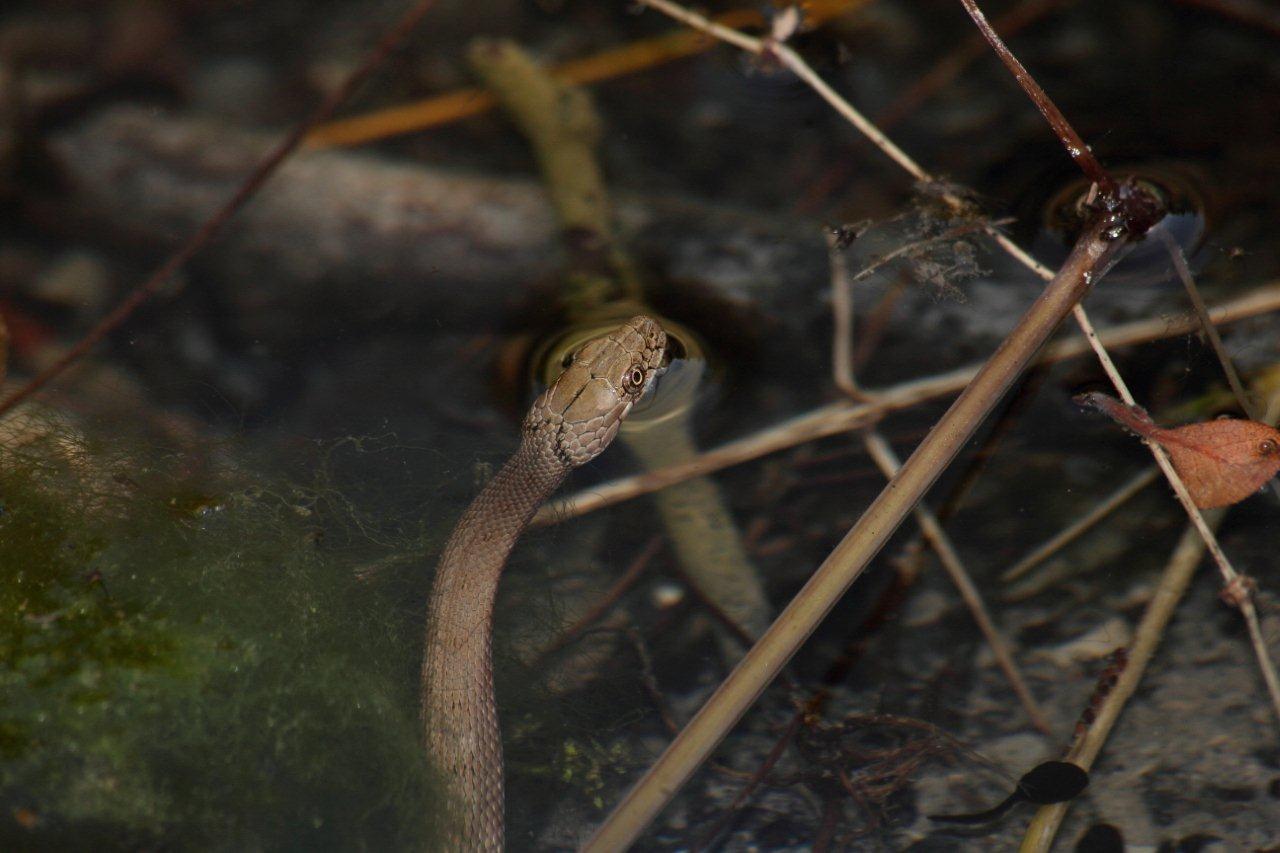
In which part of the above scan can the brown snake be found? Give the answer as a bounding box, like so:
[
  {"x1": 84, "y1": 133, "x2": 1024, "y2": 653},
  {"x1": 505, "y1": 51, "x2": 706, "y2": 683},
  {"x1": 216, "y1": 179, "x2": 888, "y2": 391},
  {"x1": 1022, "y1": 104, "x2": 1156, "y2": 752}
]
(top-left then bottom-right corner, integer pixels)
[{"x1": 421, "y1": 315, "x2": 667, "y2": 850}]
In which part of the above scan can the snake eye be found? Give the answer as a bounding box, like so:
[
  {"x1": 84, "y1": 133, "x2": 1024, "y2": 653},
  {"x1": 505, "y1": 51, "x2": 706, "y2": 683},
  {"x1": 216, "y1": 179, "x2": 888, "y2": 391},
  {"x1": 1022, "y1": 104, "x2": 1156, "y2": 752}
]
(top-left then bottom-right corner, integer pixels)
[
  {"x1": 1260, "y1": 439, "x2": 1278, "y2": 457},
  {"x1": 625, "y1": 366, "x2": 646, "y2": 392}
]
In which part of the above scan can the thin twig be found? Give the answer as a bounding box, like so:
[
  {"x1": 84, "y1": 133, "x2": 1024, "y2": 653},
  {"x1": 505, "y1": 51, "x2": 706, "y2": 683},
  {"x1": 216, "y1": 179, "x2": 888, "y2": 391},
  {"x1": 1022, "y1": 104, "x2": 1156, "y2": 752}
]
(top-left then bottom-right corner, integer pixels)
[
  {"x1": 627, "y1": 624, "x2": 683, "y2": 737},
  {"x1": 828, "y1": 230, "x2": 870, "y2": 401},
  {"x1": 691, "y1": 712, "x2": 805, "y2": 851},
  {"x1": 302, "y1": 1, "x2": 874, "y2": 147},
  {"x1": 636, "y1": 0, "x2": 762, "y2": 52},
  {"x1": 583, "y1": 221, "x2": 1125, "y2": 851},
  {"x1": 829, "y1": 231, "x2": 1046, "y2": 731},
  {"x1": 852, "y1": 276, "x2": 907, "y2": 370},
  {"x1": 769, "y1": 42, "x2": 931, "y2": 182},
  {"x1": 956, "y1": 0, "x2": 1112, "y2": 189},
  {"x1": 535, "y1": 535, "x2": 663, "y2": 662},
  {"x1": 637, "y1": 0, "x2": 931, "y2": 181},
  {"x1": 1157, "y1": 228, "x2": 1256, "y2": 418},
  {"x1": 1156, "y1": 227, "x2": 1280, "y2": 504},
  {"x1": 861, "y1": 431, "x2": 1051, "y2": 733},
  {"x1": 0, "y1": 0, "x2": 440, "y2": 419},
  {"x1": 306, "y1": 7, "x2": 762, "y2": 147},
  {"x1": 1000, "y1": 466, "x2": 1160, "y2": 583}
]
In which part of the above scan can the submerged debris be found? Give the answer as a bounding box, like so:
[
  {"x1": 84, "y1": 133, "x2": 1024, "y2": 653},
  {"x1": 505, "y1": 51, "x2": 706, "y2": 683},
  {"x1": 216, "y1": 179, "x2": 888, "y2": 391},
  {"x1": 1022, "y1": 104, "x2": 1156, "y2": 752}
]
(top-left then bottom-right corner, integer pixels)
[
  {"x1": 0, "y1": 416, "x2": 438, "y2": 848},
  {"x1": 1076, "y1": 392, "x2": 1280, "y2": 508}
]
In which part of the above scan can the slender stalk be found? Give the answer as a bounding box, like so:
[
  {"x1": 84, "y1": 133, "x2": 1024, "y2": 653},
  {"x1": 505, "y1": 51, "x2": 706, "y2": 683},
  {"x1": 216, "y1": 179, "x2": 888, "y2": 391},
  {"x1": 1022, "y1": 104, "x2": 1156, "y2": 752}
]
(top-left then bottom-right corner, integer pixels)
[
  {"x1": 829, "y1": 231, "x2": 870, "y2": 401},
  {"x1": 1001, "y1": 467, "x2": 1160, "y2": 583},
  {"x1": 582, "y1": 222, "x2": 1123, "y2": 850},
  {"x1": 832, "y1": 229, "x2": 1045, "y2": 731},
  {"x1": 770, "y1": 42, "x2": 931, "y2": 181},
  {"x1": 1157, "y1": 228, "x2": 1256, "y2": 418},
  {"x1": 862, "y1": 431, "x2": 1050, "y2": 733},
  {"x1": 957, "y1": 0, "x2": 1112, "y2": 190}
]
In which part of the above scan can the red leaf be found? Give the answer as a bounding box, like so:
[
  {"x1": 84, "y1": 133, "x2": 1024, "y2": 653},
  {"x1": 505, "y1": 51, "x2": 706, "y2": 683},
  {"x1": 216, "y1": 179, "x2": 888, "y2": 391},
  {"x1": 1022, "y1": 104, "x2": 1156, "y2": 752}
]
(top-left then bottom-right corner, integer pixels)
[{"x1": 1076, "y1": 392, "x2": 1280, "y2": 509}]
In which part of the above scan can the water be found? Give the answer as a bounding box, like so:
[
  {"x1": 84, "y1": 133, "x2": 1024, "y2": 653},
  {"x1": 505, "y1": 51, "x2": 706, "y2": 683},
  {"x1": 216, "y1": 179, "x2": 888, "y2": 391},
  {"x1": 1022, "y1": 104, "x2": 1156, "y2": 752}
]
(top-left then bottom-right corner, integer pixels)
[{"x1": 3, "y1": 0, "x2": 1280, "y2": 849}]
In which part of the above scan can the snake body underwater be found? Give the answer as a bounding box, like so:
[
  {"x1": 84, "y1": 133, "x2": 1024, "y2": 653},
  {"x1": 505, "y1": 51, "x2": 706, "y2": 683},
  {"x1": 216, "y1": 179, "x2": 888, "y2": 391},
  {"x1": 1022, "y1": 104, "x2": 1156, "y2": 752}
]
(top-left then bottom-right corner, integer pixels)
[{"x1": 421, "y1": 315, "x2": 667, "y2": 850}]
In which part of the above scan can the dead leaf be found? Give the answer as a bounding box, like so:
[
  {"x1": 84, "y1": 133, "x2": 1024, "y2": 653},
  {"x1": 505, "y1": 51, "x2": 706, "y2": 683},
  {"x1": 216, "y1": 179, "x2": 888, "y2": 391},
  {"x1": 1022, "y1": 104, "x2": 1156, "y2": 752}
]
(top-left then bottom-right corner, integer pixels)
[{"x1": 1076, "y1": 392, "x2": 1280, "y2": 508}]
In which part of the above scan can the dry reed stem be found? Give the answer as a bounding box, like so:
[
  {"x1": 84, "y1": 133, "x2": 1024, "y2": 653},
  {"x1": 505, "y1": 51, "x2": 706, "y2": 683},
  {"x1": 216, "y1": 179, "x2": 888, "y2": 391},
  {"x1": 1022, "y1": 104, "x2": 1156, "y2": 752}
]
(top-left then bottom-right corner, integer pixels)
[
  {"x1": 1017, "y1": 509, "x2": 1226, "y2": 853},
  {"x1": 583, "y1": 220, "x2": 1124, "y2": 851},
  {"x1": 1000, "y1": 466, "x2": 1161, "y2": 583},
  {"x1": 828, "y1": 230, "x2": 869, "y2": 401},
  {"x1": 861, "y1": 431, "x2": 1051, "y2": 733},
  {"x1": 537, "y1": 281, "x2": 1280, "y2": 525},
  {"x1": 1158, "y1": 229, "x2": 1255, "y2": 418},
  {"x1": 831, "y1": 234, "x2": 1046, "y2": 732}
]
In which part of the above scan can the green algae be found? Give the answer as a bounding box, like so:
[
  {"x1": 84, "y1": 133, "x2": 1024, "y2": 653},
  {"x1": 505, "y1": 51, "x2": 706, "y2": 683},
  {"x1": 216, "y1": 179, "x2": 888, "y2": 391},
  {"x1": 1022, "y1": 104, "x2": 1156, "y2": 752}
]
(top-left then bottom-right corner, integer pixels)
[{"x1": 0, "y1": 416, "x2": 438, "y2": 849}]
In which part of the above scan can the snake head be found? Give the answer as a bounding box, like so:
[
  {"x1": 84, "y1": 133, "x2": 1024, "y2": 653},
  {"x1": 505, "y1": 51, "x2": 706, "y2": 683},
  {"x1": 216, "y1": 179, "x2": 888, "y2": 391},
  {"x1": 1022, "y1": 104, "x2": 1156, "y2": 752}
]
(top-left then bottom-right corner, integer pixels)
[{"x1": 526, "y1": 315, "x2": 668, "y2": 467}]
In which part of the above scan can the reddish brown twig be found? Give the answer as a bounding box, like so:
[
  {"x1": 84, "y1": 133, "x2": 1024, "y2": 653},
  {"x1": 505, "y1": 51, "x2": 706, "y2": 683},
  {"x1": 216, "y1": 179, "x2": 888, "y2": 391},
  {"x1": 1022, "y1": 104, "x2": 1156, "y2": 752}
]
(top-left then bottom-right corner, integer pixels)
[
  {"x1": 535, "y1": 535, "x2": 664, "y2": 662},
  {"x1": 957, "y1": 0, "x2": 1112, "y2": 192},
  {"x1": 1075, "y1": 391, "x2": 1160, "y2": 436},
  {"x1": 0, "y1": 0, "x2": 439, "y2": 418},
  {"x1": 691, "y1": 711, "x2": 805, "y2": 851}
]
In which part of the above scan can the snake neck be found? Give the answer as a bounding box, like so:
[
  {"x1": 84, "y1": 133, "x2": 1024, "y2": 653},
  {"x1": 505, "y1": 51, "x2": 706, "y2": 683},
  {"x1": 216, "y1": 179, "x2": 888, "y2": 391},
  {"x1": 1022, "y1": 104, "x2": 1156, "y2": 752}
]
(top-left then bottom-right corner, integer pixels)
[{"x1": 421, "y1": 438, "x2": 569, "y2": 852}]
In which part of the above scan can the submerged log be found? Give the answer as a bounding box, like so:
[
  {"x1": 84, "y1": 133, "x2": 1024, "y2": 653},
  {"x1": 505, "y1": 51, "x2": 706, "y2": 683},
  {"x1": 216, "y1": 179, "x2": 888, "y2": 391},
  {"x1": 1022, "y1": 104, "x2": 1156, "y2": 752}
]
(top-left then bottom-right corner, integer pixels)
[{"x1": 47, "y1": 106, "x2": 828, "y2": 341}]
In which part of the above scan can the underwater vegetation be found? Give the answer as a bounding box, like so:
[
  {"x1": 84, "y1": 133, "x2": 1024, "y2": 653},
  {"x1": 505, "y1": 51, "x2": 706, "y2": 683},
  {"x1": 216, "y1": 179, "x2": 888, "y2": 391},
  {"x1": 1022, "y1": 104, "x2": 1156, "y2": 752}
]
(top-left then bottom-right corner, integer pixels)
[{"x1": 0, "y1": 414, "x2": 439, "y2": 849}]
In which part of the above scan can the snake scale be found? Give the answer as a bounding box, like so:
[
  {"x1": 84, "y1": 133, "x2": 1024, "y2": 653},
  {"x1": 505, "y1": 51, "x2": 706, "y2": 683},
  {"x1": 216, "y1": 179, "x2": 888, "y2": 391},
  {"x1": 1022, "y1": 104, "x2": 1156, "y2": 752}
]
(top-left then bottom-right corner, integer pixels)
[{"x1": 421, "y1": 315, "x2": 667, "y2": 850}]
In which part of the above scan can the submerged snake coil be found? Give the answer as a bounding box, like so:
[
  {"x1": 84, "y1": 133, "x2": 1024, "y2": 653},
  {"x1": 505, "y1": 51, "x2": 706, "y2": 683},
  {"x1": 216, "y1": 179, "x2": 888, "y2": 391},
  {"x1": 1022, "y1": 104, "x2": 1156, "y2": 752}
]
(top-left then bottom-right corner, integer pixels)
[{"x1": 421, "y1": 316, "x2": 666, "y2": 850}]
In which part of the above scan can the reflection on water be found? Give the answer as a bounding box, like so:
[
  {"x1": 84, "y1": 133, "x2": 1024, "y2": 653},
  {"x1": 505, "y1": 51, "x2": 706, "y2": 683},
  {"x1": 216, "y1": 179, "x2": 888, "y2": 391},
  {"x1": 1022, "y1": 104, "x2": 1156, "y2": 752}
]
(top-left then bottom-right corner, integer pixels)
[{"x1": 1030, "y1": 163, "x2": 1209, "y2": 288}]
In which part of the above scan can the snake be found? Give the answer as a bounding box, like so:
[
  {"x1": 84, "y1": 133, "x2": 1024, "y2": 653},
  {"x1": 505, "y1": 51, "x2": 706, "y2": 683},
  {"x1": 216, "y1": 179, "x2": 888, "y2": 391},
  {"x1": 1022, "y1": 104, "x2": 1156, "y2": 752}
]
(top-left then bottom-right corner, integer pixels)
[{"x1": 420, "y1": 315, "x2": 667, "y2": 850}]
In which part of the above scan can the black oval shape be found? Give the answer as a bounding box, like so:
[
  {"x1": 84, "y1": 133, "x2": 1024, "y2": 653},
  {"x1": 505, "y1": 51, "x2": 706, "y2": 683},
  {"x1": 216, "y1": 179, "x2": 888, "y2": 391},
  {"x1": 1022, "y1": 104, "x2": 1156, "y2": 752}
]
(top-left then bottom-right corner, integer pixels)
[
  {"x1": 1076, "y1": 822, "x2": 1125, "y2": 853},
  {"x1": 1019, "y1": 760, "x2": 1090, "y2": 805}
]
